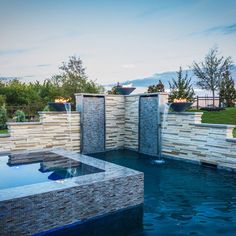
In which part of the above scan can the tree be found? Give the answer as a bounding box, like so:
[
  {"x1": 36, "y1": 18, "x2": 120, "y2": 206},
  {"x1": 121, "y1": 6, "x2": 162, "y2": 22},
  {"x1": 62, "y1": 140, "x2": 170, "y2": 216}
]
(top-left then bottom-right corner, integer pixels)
[
  {"x1": 219, "y1": 66, "x2": 236, "y2": 107},
  {"x1": 107, "y1": 82, "x2": 121, "y2": 94},
  {"x1": 147, "y1": 80, "x2": 165, "y2": 93},
  {"x1": 168, "y1": 67, "x2": 195, "y2": 102},
  {"x1": 56, "y1": 56, "x2": 104, "y2": 103},
  {"x1": 192, "y1": 47, "x2": 232, "y2": 107}
]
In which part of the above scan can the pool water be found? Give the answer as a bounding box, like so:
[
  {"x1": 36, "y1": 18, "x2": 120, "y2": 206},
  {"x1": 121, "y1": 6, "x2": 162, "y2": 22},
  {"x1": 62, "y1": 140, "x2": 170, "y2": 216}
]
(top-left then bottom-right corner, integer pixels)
[
  {"x1": 45, "y1": 149, "x2": 236, "y2": 236},
  {"x1": 91, "y1": 150, "x2": 236, "y2": 236},
  {"x1": 0, "y1": 152, "x2": 103, "y2": 190}
]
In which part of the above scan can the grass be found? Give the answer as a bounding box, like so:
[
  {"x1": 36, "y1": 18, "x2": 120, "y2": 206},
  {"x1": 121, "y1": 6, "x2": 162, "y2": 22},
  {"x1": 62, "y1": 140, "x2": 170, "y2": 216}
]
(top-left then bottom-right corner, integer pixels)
[
  {"x1": 0, "y1": 129, "x2": 8, "y2": 134},
  {"x1": 188, "y1": 107, "x2": 236, "y2": 137}
]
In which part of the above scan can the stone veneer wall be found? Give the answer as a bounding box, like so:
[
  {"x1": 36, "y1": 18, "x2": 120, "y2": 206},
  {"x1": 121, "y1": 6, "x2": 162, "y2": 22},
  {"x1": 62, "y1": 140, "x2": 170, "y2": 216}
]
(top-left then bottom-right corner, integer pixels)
[
  {"x1": 162, "y1": 112, "x2": 236, "y2": 169},
  {"x1": 124, "y1": 95, "x2": 140, "y2": 151},
  {"x1": 105, "y1": 95, "x2": 125, "y2": 150},
  {"x1": 0, "y1": 112, "x2": 80, "y2": 153}
]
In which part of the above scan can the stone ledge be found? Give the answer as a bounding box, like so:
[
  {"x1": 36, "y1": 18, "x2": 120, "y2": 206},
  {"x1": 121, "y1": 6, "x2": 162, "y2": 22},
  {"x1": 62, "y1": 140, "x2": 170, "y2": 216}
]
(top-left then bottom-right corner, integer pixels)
[
  {"x1": 38, "y1": 111, "x2": 80, "y2": 114},
  {"x1": 226, "y1": 138, "x2": 236, "y2": 143},
  {"x1": 190, "y1": 123, "x2": 236, "y2": 129},
  {"x1": 168, "y1": 112, "x2": 203, "y2": 115},
  {"x1": 0, "y1": 134, "x2": 10, "y2": 138},
  {"x1": 7, "y1": 122, "x2": 42, "y2": 126}
]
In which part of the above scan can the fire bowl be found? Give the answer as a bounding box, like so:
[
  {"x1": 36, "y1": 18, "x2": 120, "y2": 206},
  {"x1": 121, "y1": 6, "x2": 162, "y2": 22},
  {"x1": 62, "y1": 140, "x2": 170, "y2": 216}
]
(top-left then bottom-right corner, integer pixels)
[
  {"x1": 48, "y1": 102, "x2": 71, "y2": 112},
  {"x1": 170, "y1": 102, "x2": 193, "y2": 112},
  {"x1": 116, "y1": 87, "x2": 136, "y2": 95}
]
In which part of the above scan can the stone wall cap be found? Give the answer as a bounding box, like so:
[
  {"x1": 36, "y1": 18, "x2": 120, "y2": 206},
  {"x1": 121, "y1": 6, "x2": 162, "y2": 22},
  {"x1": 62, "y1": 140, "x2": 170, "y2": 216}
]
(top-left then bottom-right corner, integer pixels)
[
  {"x1": 226, "y1": 138, "x2": 236, "y2": 143},
  {"x1": 190, "y1": 123, "x2": 236, "y2": 129},
  {"x1": 125, "y1": 92, "x2": 168, "y2": 97},
  {"x1": 0, "y1": 134, "x2": 10, "y2": 138},
  {"x1": 7, "y1": 122, "x2": 42, "y2": 126},
  {"x1": 38, "y1": 111, "x2": 80, "y2": 114},
  {"x1": 75, "y1": 92, "x2": 168, "y2": 97},
  {"x1": 168, "y1": 112, "x2": 203, "y2": 115}
]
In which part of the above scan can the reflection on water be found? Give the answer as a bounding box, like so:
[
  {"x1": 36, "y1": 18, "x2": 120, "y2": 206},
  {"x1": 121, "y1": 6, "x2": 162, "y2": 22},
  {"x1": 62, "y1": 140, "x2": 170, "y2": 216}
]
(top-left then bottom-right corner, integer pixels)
[
  {"x1": 42, "y1": 205, "x2": 143, "y2": 236},
  {"x1": 0, "y1": 152, "x2": 103, "y2": 189}
]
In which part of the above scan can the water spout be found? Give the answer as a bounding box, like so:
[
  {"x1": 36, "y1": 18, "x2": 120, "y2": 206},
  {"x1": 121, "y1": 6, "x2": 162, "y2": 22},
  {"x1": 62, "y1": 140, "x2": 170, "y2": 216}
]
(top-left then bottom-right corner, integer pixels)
[
  {"x1": 153, "y1": 99, "x2": 170, "y2": 164},
  {"x1": 64, "y1": 103, "x2": 72, "y2": 151}
]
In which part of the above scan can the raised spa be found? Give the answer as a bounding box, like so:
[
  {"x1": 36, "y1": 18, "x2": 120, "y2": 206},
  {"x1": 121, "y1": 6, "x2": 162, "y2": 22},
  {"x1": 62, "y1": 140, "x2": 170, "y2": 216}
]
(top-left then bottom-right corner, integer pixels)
[{"x1": 0, "y1": 149, "x2": 143, "y2": 235}]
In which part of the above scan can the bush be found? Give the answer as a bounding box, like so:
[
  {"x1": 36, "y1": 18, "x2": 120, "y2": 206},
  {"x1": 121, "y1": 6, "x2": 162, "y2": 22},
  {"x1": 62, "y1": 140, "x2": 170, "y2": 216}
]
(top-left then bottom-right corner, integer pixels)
[
  {"x1": 14, "y1": 110, "x2": 26, "y2": 122},
  {"x1": 0, "y1": 95, "x2": 6, "y2": 107},
  {"x1": 200, "y1": 107, "x2": 225, "y2": 112},
  {"x1": 0, "y1": 106, "x2": 8, "y2": 129}
]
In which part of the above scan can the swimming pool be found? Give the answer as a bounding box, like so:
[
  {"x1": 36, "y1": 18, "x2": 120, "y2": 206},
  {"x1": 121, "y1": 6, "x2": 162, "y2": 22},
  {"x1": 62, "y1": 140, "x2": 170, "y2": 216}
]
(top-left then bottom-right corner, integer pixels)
[
  {"x1": 94, "y1": 150, "x2": 236, "y2": 236},
  {"x1": 47, "y1": 149, "x2": 236, "y2": 236}
]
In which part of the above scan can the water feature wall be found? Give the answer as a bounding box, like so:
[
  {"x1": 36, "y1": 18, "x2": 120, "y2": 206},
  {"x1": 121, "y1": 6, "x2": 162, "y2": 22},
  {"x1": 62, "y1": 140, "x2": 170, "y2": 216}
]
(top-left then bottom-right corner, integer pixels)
[
  {"x1": 77, "y1": 94, "x2": 105, "y2": 154},
  {"x1": 139, "y1": 95, "x2": 160, "y2": 156},
  {"x1": 75, "y1": 93, "x2": 168, "y2": 154}
]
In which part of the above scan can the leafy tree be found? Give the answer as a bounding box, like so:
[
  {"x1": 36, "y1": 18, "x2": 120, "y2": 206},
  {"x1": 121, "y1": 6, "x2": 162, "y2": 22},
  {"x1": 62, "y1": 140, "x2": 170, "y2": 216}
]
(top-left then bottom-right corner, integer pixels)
[
  {"x1": 107, "y1": 83, "x2": 121, "y2": 94},
  {"x1": 192, "y1": 47, "x2": 232, "y2": 107},
  {"x1": 147, "y1": 80, "x2": 165, "y2": 93},
  {"x1": 0, "y1": 55, "x2": 104, "y2": 117},
  {"x1": 168, "y1": 67, "x2": 195, "y2": 102},
  {"x1": 219, "y1": 66, "x2": 236, "y2": 107},
  {"x1": 55, "y1": 56, "x2": 104, "y2": 103}
]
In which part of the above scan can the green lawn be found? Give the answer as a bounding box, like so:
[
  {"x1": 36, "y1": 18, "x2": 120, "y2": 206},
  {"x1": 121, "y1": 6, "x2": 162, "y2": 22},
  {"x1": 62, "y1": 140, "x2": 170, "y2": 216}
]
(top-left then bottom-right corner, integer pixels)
[
  {"x1": 189, "y1": 108, "x2": 236, "y2": 137},
  {"x1": 0, "y1": 129, "x2": 8, "y2": 134}
]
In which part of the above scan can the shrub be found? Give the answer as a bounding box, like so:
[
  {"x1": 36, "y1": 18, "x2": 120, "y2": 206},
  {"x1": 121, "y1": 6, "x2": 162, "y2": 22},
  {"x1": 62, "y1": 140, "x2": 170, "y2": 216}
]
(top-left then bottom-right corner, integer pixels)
[
  {"x1": 14, "y1": 110, "x2": 26, "y2": 122},
  {"x1": 168, "y1": 67, "x2": 195, "y2": 102},
  {"x1": 147, "y1": 80, "x2": 165, "y2": 93},
  {"x1": 0, "y1": 95, "x2": 6, "y2": 107},
  {"x1": 200, "y1": 107, "x2": 225, "y2": 112},
  {"x1": 0, "y1": 106, "x2": 8, "y2": 129}
]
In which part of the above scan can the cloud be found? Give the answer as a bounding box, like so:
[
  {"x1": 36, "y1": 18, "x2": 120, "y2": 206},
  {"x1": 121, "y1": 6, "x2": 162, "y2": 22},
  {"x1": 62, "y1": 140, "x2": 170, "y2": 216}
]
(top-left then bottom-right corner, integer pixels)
[
  {"x1": 36, "y1": 64, "x2": 51, "y2": 67},
  {"x1": 190, "y1": 23, "x2": 236, "y2": 36},
  {"x1": 205, "y1": 23, "x2": 236, "y2": 35},
  {"x1": 121, "y1": 64, "x2": 136, "y2": 69},
  {"x1": 0, "y1": 48, "x2": 33, "y2": 56}
]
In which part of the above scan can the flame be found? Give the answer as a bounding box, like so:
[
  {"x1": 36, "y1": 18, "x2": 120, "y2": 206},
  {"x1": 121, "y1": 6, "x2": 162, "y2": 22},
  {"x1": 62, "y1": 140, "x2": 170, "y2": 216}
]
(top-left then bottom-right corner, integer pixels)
[
  {"x1": 173, "y1": 98, "x2": 187, "y2": 103},
  {"x1": 54, "y1": 97, "x2": 70, "y2": 103}
]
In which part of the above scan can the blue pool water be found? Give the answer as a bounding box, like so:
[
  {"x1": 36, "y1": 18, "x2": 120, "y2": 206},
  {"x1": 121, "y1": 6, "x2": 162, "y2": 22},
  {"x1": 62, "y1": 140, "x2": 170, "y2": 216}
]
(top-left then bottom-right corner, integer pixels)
[
  {"x1": 46, "y1": 150, "x2": 236, "y2": 236},
  {"x1": 0, "y1": 152, "x2": 103, "y2": 190}
]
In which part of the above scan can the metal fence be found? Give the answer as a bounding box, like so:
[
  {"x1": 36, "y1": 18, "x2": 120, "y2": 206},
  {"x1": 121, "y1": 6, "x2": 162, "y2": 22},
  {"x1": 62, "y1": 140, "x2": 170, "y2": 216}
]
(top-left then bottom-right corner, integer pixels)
[{"x1": 192, "y1": 96, "x2": 220, "y2": 109}]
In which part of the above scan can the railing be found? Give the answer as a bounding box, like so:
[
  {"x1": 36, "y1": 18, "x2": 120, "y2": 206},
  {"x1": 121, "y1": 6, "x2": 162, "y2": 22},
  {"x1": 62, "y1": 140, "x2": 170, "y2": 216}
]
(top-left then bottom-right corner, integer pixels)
[{"x1": 192, "y1": 96, "x2": 220, "y2": 109}]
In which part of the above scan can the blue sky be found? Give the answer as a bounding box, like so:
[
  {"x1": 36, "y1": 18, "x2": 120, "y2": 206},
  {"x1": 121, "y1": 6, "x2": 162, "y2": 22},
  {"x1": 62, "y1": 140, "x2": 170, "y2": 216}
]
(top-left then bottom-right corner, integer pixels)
[{"x1": 0, "y1": 0, "x2": 236, "y2": 85}]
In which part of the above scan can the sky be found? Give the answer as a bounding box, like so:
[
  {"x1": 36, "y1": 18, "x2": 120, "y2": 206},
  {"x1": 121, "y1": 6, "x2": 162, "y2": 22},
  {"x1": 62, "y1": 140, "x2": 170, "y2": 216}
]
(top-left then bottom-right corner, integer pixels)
[{"x1": 0, "y1": 0, "x2": 236, "y2": 85}]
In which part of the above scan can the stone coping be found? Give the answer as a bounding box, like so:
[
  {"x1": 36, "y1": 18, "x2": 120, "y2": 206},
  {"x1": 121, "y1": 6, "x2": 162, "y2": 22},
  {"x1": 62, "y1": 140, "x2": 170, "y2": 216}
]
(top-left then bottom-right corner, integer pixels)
[
  {"x1": 226, "y1": 138, "x2": 236, "y2": 143},
  {"x1": 6, "y1": 122, "x2": 42, "y2": 126},
  {"x1": 190, "y1": 123, "x2": 236, "y2": 129},
  {"x1": 38, "y1": 111, "x2": 80, "y2": 114},
  {"x1": 167, "y1": 112, "x2": 203, "y2": 115},
  {"x1": 0, "y1": 148, "x2": 143, "y2": 202},
  {"x1": 0, "y1": 134, "x2": 10, "y2": 138},
  {"x1": 75, "y1": 92, "x2": 168, "y2": 97}
]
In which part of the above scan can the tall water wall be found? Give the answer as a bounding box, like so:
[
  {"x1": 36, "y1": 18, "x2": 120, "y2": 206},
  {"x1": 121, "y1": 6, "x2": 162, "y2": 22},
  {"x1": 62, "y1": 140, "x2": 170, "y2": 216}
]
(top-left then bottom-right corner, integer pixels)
[
  {"x1": 75, "y1": 93, "x2": 168, "y2": 155},
  {"x1": 76, "y1": 94, "x2": 105, "y2": 154},
  {"x1": 139, "y1": 95, "x2": 160, "y2": 156}
]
